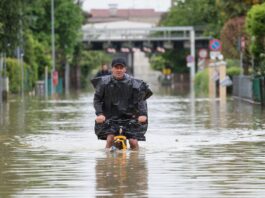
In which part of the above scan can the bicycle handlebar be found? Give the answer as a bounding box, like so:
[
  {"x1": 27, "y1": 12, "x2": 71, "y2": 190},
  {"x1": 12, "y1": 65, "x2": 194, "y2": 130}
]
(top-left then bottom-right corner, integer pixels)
[{"x1": 105, "y1": 118, "x2": 137, "y2": 125}]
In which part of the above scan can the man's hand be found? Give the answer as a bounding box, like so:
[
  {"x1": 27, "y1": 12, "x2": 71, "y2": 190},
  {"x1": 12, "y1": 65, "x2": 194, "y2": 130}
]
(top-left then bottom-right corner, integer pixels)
[
  {"x1": 138, "y1": 115, "x2": 147, "y2": 123},
  {"x1": 95, "y1": 114, "x2": 106, "y2": 123}
]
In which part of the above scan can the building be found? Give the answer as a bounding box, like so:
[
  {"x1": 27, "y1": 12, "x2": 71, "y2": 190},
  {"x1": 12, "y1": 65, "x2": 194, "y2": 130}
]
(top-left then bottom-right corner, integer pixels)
[{"x1": 87, "y1": 5, "x2": 164, "y2": 25}]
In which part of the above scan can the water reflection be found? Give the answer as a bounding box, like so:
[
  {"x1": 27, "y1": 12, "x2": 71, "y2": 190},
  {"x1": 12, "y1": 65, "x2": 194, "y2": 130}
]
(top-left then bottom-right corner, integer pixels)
[
  {"x1": 0, "y1": 101, "x2": 9, "y2": 128},
  {"x1": 96, "y1": 151, "x2": 148, "y2": 197}
]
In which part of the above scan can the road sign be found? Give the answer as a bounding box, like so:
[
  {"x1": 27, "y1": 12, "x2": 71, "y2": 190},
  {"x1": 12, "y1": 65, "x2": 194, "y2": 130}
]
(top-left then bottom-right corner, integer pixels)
[
  {"x1": 198, "y1": 49, "x2": 208, "y2": 59},
  {"x1": 209, "y1": 39, "x2": 222, "y2": 51},
  {"x1": 53, "y1": 70, "x2": 58, "y2": 86},
  {"x1": 198, "y1": 58, "x2": 206, "y2": 67},
  {"x1": 187, "y1": 62, "x2": 193, "y2": 67},
  {"x1": 186, "y1": 55, "x2": 194, "y2": 63},
  {"x1": 210, "y1": 51, "x2": 221, "y2": 60}
]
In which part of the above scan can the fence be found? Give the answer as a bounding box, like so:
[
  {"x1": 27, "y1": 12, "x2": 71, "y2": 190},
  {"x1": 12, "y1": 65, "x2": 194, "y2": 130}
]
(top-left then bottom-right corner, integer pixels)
[
  {"x1": 232, "y1": 76, "x2": 252, "y2": 101},
  {"x1": 252, "y1": 76, "x2": 265, "y2": 104},
  {"x1": 232, "y1": 75, "x2": 265, "y2": 104},
  {"x1": 35, "y1": 78, "x2": 63, "y2": 97}
]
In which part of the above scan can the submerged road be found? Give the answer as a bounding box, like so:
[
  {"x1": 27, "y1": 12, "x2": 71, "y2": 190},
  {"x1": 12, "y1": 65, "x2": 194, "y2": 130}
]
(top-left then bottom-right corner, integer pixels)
[{"x1": 0, "y1": 88, "x2": 265, "y2": 197}]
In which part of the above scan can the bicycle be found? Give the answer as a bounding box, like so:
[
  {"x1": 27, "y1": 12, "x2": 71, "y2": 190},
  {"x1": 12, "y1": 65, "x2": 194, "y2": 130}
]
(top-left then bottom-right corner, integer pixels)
[{"x1": 104, "y1": 119, "x2": 140, "y2": 151}]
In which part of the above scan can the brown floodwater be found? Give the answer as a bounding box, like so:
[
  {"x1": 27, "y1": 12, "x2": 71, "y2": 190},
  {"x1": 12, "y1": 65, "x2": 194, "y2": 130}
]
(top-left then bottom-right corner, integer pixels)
[{"x1": 1, "y1": 88, "x2": 265, "y2": 197}]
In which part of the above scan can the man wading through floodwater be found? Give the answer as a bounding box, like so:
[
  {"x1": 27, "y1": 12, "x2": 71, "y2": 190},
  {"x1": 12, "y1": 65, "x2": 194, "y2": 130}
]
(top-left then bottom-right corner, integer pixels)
[{"x1": 91, "y1": 57, "x2": 152, "y2": 150}]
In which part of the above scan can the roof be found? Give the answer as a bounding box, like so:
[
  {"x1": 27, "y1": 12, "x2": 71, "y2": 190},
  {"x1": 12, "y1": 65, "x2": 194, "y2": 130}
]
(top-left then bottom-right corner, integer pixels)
[
  {"x1": 82, "y1": 20, "x2": 154, "y2": 30},
  {"x1": 90, "y1": 9, "x2": 163, "y2": 18}
]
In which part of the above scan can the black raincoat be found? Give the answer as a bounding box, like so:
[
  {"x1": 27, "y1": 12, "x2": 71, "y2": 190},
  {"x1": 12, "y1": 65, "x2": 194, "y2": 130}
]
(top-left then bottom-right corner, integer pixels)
[{"x1": 91, "y1": 74, "x2": 152, "y2": 141}]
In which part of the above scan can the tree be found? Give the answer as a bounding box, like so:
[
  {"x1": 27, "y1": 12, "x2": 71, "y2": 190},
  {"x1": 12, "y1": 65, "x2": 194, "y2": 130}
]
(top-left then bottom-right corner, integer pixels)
[
  {"x1": 159, "y1": 0, "x2": 221, "y2": 74},
  {"x1": 161, "y1": 0, "x2": 221, "y2": 37},
  {"x1": 150, "y1": 55, "x2": 167, "y2": 71},
  {"x1": 220, "y1": 16, "x2": 253, "y2": 75},
  {"x1": 0, "y1": 0, "x2": 21, "y2": 54},
  {"x1": 246, "y1": 3, "x2": 265, "y2": 74},
  {"x1": 220, "y1": 17, "x2": 246, "y2": 59},
  {"x1": 217, "y1": 0, "x2": 265, "y2": 20},
  {"x1": 0, "y1": 0, "x2": 86, "y2": 93},
  {"x1": 55, "y1": 0, "x2": 83, "y2": 65},
  {"x1": 71, "y1": 44, "x2": 112, "y2": 88}
]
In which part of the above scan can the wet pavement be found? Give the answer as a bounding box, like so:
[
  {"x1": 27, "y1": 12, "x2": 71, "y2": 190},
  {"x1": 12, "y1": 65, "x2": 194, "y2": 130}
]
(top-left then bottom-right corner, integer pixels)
[{"x1": 1, "y1": 88, "x2": 265, "y2": 197}]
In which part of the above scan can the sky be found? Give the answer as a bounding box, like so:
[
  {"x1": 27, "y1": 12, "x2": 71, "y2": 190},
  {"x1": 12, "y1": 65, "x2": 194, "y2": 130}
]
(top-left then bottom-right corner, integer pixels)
[{"x1": 82, "y1": 0, "x2": 171, "y2": 12}]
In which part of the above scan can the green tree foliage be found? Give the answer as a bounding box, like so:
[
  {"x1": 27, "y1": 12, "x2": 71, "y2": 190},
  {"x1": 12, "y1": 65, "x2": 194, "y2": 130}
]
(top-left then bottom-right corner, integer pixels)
[
  {"x1": 194, "y1": 66, "x2": 241, "y2": 96},
  {"x1": 162, "y1": 0, "x2": 264, "y2": 38},
  {"x1": 0, "y1": 1, "x2": 84, "y2": 93},
  {"x1": 227, "y1": 66, "x2": 241, "y2": 76},
  {"x1": 23, "y1": 0, "x2": 52, "y2": 43},
  {"x1": 246, "y1": 3, "x2": 265, "y2": 74},
  {"x1": 23, "y1": 32, "x2": 50, "y2": 79},
  {"x1": 0, "y1": 22, "x2": 3, "y2": 36},
  {"x1": 220, "y1": 17, "x2": 254, "y2": 75},
  {"x1": 164, "y1": 48, "x2": 188, "y2": 73},
  {"x1": 194, "y1": 69, "x2": 208, "y2": 96},
  {"x1": 161, "y1": 0, "x2": 265, "y2": 77},
  {"x1": 5, "y1": 58, "x2": 36, "y2": 93},
  {"x1": 220, "y1": 17, "x2": 246, "y2": 59},
  {"x1": 161, "y1": 0, "x2": 221, "y2": 37},
  {"x1": 159, "y1": 0, "x2": 221, "y2": 75},
  {"x1": 72, "y1": 44, "x2": 112, "y2": 87},
  {"x1": 55, "y1": 0, "x2": 83, "y2": 57},
  {"x1": 0, "y1": 0, "x2": 21, "y2": 53},
  {"x1": 217, "y1": 0, "x2": 265, "y2": 20},
  {"x1": 150, "y1": 48, "x2": 189, "y2": 73},
  {"x1": 150, "y1": 55, "x2": 167, "y2": 71},
  {"x1": 80, "y1": 51, "x2": 112, "y2": 74},
  {"x1": 23, "y1": 0, "x2": 83, "y2": 68}
]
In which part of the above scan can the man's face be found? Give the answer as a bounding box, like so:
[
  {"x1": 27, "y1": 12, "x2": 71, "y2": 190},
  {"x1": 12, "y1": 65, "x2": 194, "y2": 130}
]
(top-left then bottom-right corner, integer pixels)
[
  {"x1": 112, "y1": 64, "x2": 126, "y2": 79},
  {"x1": 102, "y1": 64, "x2": 108, "y2": 71}
]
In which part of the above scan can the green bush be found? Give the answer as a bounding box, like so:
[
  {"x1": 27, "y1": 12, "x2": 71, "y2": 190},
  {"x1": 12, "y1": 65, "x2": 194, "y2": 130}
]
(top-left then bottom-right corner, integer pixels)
[
  {"x1": 227, "y1": 66, "x2": 241, "y2": 76},
  {"x1": 5, "y1": 58, "x2": 22, "y2": 93},
  {"x1": 194, "y1": 69, "x2": 209, "y2": 96},
  {"x1": 225, "y1": 59, "x2": 242, "y2": 76},
  {"x1": 226, "y1": 59, "x2": 240, "y2": 68},
  {"x1": 5, "y1": 58, "x2": 36, "y2": 93},
  {"x1": 149, "y1": 55, "x2": 166, "y2": 71},
  {"x1": 246, "y1": 3, "x2": 265, "y2": 74},
  {"x1": 24, "y1": 32, "x2": 51, "y2": 80}
]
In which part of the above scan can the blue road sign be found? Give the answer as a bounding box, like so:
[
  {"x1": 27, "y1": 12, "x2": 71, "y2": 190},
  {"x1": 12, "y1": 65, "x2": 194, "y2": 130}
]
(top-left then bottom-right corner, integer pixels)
[
  {"x1": 186, "y1": 55, "x2": 194, "y2": 63},
  {"x1": 209, "y1": 39, "x2": 221, "y2": 51}
]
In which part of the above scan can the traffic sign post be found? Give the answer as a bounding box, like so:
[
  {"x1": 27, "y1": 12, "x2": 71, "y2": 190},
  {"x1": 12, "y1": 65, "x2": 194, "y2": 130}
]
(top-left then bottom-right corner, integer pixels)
[
  {"x1": 208, "y1": 39, "x2": 227, "y2": 101},
  {"x1": 186, "y1": 55, "x2": 194, "y2": 68},
  {"x1": 240, "y1": 36, "x2": 245, "y2": 76},
  {"x1": 190, "y1": 29, "x2": 195, "y2": 83},
  {"x1": 198, "y1": 49, "x2": 208, "y2": 70},
  {"x1": 241, "y1": 36, "x2": 245, "y2": 51},
  {"x1": 53, "y1": 70, "x2": 58, "y2": 86}
]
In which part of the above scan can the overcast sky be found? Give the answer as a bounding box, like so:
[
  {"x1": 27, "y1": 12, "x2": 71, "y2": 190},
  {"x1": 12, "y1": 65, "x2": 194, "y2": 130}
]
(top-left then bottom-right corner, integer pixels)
[{"x1": 82, "y1": 0, "x2": 171, "y2": 12}]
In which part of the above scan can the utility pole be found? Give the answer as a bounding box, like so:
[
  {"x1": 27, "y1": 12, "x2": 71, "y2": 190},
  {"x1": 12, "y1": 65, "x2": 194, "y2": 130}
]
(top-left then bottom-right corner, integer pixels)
[
  {"x1": 190, "y1": 28, "x2": 195, "y2": 83},
  {"x1": 19, "y1": 8, "x2": 24, "y2": 100},
  {"x1": 51, "y1": 0, "x2": 55, "y2": 96}
]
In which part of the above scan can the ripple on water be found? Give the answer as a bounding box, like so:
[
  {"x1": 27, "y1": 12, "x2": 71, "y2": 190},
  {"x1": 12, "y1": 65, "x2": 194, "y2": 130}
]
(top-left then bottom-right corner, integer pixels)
[{"x1": 1, "y1": 92, "x2": 265, "y2": 197}]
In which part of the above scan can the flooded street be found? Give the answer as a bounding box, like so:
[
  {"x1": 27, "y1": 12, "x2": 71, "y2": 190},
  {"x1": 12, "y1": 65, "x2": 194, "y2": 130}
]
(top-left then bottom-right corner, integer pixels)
[{"x1": 1, "y1": 88, "x2": 265, "y2": 198}]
